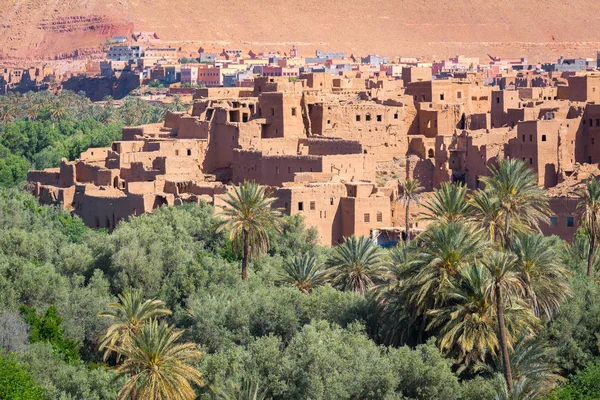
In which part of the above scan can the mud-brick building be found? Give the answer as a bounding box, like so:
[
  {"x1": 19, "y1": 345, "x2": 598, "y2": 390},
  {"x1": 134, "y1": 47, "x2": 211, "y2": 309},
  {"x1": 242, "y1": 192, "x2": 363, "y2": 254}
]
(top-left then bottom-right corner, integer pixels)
[{"x1": 27, "y1": 70, "x2": 600, "y2": 244}]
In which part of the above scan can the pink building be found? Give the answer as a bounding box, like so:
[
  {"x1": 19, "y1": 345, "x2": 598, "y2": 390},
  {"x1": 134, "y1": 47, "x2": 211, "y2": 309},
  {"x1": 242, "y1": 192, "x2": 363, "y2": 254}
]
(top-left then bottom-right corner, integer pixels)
[
  {"x1": 198, "y1": 67, "x2": 223, "y2": 87},
  {"x1": 181, "y1": 65, "x2": 199, "y2": 86}
]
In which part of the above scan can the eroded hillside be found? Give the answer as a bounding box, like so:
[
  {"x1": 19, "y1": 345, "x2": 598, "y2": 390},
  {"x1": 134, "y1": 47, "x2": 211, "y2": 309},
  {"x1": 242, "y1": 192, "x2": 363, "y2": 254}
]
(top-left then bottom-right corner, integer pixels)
[{"x1": 1, "y1": 0, "x2": 600, "y2": 60}]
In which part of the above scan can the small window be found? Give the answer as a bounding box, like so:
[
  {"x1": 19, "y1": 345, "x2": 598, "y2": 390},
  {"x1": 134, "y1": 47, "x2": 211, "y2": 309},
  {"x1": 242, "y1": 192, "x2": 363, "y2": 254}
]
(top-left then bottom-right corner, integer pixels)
[
  {"x1": 364, "y1": 213, "x2": 370, "y2": 223},
  {"x1": 275, "y1": 166, "x2": 280, "y2": 174},
  {"x1": 550, "y1": 216, "x2": 558, "y2": 227},
  {"x1": 529, "y1": 157, "x2": 533, "y2": 165},
  {"x1": 310, "y1": 201, "x2": 316, "y2": 211},
  {"x1": 366, "y1": 114, "x2": 371, "y2": 121},
  {"x1": 376, "y1": 115, "x2": 382, "y2": 122},
  {"x1": 330, "y1": 198, "x2": 334, "y2": 205},
  {"x1": 529, "y1": 135, "x2": 533, "y2": 142},
  {"x1": 394, "y1": 113, "x2": 398, "y2": 119},
  {"x1": 327, "y1": 120, "x2": 331, "y2": 124},
  {"x1": 175, "y1": 150, "x2": 179, "y2": 156},
  {"x1": 377, "y1": 212, "x2": 383, "y2": 222},
  {"x1": 522, "y1": 135, "x2": 525, "y2": 142},
  {"x1": 596, "y1": 119, "x2": 599, "y2": 127},
  {"x1": 271, "y1": 108, "x2": 275, "y2": 116},
  {"x1": 542, "y1": 135, "x2": 547, "y2": 142},
  {"x1": 496, "y1": 97, "x2": 500, "y2": 104},
  {"x1": 356, "y1": 115, "x2": 361, "y2": 122},
  {"x1": 291, "y1": 107, "x2": 297, "y2": 116},
  {"x1": 567, "y1": 217, "x2": 575, "y2": 227},
  {"x1": 187, "y1": 149, "x2": 192, "y2": 156},
  {"x1": 440, "y1": 94, "x2": 445, "y2": 101},
  {"x1": 298, "y1": 202, "x2": 304, "y2": 211},
  {"x1": 457, "y1": 92, "x2": 462, "y2": 99}
]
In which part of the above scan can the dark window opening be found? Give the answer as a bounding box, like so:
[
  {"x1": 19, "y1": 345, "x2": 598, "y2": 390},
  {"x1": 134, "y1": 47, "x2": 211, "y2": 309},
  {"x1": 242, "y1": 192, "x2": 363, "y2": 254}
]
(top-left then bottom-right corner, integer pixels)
[
  {"x1": 542, "y1": 135, "x2": 547, "y2": 141},
  {"x1": 377, "y1": 212, "x2": 383, "y2": 223},
  {"x1": 298, "y1": 202, "x2": 304, "y2": 211},
  {"x1": 187, "y1": 149, "x2": 192, "y2": 156},
  {"x1": 440, "y1": 94, "x2": 445, "y2": 101},
  {"x1": 376, "y1": 115, "x2": 382, "y2": 122},
  {"x1": 366, "y1": 114, "x2": 372, "y2": 121},
  {"x1": 356, "y1": 115, "x2": 361, "y2": 122},
  {"x1": 364, "y1": 213, "x2": 370, "y2": 223},
  {"x1": 529, "y1": 157, "x2": 533, "y2": 165},
  {"x1": 291, "y1": 107, "x2": 297, "y2": 116},
  {"x1": 310, "y1": 201, "x2": 316, "y2": 211},
  {"x1": 567, "y1": 217, "x2": 575, "y2": 227},
  {"x1": 550, "y1": 216, "x2": 558, "y2": 227}
]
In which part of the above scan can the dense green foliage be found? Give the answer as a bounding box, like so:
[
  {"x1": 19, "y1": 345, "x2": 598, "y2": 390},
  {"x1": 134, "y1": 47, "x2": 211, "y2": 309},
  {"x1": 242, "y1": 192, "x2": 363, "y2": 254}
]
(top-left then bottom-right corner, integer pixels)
[
  {"x1": 0, "y1": 91, "x2": 188, "y2": 187},
  {"x1": 20, "y1": 305, "x2": 80, "y2": 364},
  {"x1": 0, "y1": 353, "x2": 44, "y2": 400},
  {"x1": 1, "y1": 93, "x2": 600, "y2": 398}
]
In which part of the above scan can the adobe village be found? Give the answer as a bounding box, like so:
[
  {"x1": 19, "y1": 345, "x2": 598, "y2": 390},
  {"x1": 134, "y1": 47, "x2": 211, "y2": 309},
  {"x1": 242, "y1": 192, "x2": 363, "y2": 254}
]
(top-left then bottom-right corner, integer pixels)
[{"x1": 25, "y1": 66, "x2": 600, "y2": 246}]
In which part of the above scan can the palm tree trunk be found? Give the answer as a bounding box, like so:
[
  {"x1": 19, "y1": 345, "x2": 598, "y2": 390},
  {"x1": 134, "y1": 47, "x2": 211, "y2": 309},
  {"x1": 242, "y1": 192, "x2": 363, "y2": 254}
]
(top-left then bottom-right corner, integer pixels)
[
  {"x1": 503, "y1": 212, "x2": 511, "y2": 249},
  {"x1": 495, "y1": 283, "x2": 513, "y2": 392},
  {"x1": 588, "y1": 233, "x2": 595, "y2": 278},
  {"x1": 242, "y1": 230, "x2": 249, "y2": 281},
  {"x1": 405, "y1": 200, "x2": 411, "y2": 244}
]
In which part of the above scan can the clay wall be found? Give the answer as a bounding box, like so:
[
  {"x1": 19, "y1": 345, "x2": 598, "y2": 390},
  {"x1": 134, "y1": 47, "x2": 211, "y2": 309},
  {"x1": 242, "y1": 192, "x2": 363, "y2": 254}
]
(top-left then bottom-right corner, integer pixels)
[
  {"x1": 27, "y1": 169, "x2": 60, "y2": 186},
  {"x1": 402, "y1": 67, "x2": 432, "y2": 86},
  {"x1": 274, "y1": 183, "x2": 347, "y2": 245},
  {"x1": 491, "y1": 90, "x2": 519, "y2": 128},
  {"x1": 507, "y1": 120, "x2": 561, "y2": 187},
  {"x1": 310, "y1": 102, "x2": 409, "y2": 161},
  {"x1": 59, "y1": 160, "x2": 76, "y2": 187},
  {"x1": 300, "y1": 138, "x2": 363, "y2": 155},
  {"x1": 540, "y1": 197, "x2": 579, "y2": 242},
  {"x1": 340, "y1": 196, "x2": 391, "y2": 239},
  {"x1": 258, "y1": 92, "x2": 305, "y2": 139},
  {"x1": 79, "y1": 147, "x2": 110, "y2": 162},
  {"x1": 580, "y1": 104, "x2": 600, "y2": 164},
  {"x1": 300, "y1": 73, "x2": 334, "y2": 89}
]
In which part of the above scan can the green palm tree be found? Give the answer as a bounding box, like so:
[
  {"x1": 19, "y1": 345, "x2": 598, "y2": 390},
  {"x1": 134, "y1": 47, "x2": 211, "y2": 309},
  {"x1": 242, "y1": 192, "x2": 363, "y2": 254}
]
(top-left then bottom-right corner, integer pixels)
[
  {"x1": 575, "y1": 177, "x2": 600, "y2": 277},
  {"x1": 47, "y1": 101, "x2": 68, "y2": 123},
  {"x1": 511, "y1": 234, "x2": 571, "y2": 318},
  {"x1": 373, "y1": 243, "x2": 418, "y2": 304},
  {"x1": 478, "y1": 336, "x2": 562, "y2": 400},
  {"x1": 428, "y1": 263, "x2": 535, "y2": 367},
  {"x1": 325, "y1": 235, "x2": 386, "y2": 294},
  {"x1": 0, "y1": 102, "x2": 16, "y2": 124},
  {"x1": 407, "y1": 222, "x2": 487, "y2": 314},
  {"x1": 480, "y1": 159, "x2": 550, "y2": 248},
  {"x1": 467, "y1": 190, "x2": 504, "y2": 243},
  {"x1": 427, "y1": 263, "x2": 497, "y2": 365},
  {"x1": 217, "y1": 181, "x2": 283, "y2": 280},
  {"x1": 278, "y1": 253, "x2": 325, "y2": 294},
  {"x1": 398, "y1": 179, "x2": 423, "y2": 243},
  {"x1": 98, "y1": 289, "x2": 172, "y2": 362},
  {"x1": 482, "y1": 251, "x2": 532, "y2": 393},
  {"x1": 422, "y1": 182, "x2": 469, "y2": 224},
  {"x1": 113, "y1": 320, "x2": 203, "y2": 400}
]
